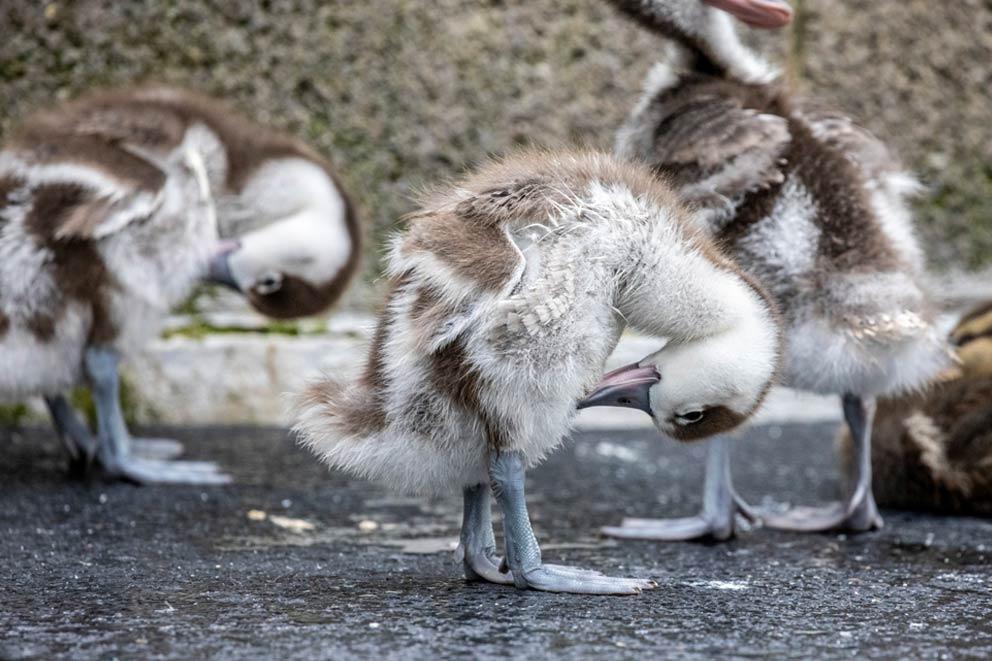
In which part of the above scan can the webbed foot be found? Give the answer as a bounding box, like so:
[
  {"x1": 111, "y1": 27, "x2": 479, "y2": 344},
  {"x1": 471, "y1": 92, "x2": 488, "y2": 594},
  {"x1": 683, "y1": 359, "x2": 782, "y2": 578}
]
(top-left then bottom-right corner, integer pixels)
[
  {"x1": 515, "y1": 564, "x2": 655, "y2": 595},
  {"x1": 485, "y1": 452, "x2": 656, "y2": 595},
  {"x1": 760, "y1": 492, "x2": 882, "y2": 533},
  {"x1": 762, "y1": 394, "x2": 882, "y2": 534},
  {"x1": 100, "y1": 456, "x2": 232, "y2": 485},
  {"x1": 130, "y1": 438, "x2": 185, "y2": 461},
  {"x1": 602, "y1": 435, "x2": 753, "y2": 542}
]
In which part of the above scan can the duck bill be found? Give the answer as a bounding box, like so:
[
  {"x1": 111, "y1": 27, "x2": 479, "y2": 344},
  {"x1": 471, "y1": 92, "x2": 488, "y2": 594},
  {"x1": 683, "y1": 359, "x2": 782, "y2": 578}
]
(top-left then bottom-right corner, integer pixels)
[
  {"x1": 205, "y1": 240, "x2": 242, "y2": 290},
  {"x1": 703, "y1": 0, "x2": 793, "y2": 28},
  {"x1": 576, "y1": 363, "x2": 660, "y2": 416}
]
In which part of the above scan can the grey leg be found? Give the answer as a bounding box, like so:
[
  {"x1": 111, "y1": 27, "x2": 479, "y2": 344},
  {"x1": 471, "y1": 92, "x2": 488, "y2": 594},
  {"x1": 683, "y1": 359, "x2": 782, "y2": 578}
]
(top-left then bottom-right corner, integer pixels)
[
  {"x1": 601, "y1": 435, "x2": 756, "y2": 541},
  {"x1": 460, "y1": 484, "x2": 514, "y2": 584},
  {"x1": 84, "y1": 346, "x2": 231, "y2": 485},
  {"x1": 489, "y1": 451, "x2": 656, "y2": 595},
  {"x1": 44, "y1": 394, "x2": 97, "y2": 473},
  {"x1": 761, "y1": 394, "x2": 883, "y2": 532},
  {"x1": 461, "y1": 483, "x2": 608, "y2": 585}
]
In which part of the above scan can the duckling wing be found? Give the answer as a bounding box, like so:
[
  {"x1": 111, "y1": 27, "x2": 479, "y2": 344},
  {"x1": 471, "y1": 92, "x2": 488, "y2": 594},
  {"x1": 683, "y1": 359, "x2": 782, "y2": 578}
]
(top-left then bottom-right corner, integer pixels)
[
  {"x1": 0, "y1": 156, "x2": 167, "y2": 243},
  {"x1": 48, "y1": 188, "x2": 162, "y2": 241},
  {"x1": 391, "y1": 192, "x2": 533, "y2": 353},
  {"x1": 3, "y1": 90, "x2": 232, "y2": 242},
  {"x1": 4, "y1": 130, "x2": 173, "y2": 241},
  {"x1": 24, "y1": 170, "x2": 166, "y2": 242},
  {"x1": 619, "y1": 89, "x2": 790, "y2": 227},
  {"x1": 798, "y1": 106, "x2": 905, "y2": 186}
]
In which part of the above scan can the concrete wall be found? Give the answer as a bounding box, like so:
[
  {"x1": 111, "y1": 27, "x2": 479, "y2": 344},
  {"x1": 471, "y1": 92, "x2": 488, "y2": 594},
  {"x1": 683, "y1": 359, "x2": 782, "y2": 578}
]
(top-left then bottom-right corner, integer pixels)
[
  {"x1": 798, "y1": 0, "x2": 992, "y2": 267},
  {"x1": 2, "y1": 0, "x2": 991, "y2": 289}
]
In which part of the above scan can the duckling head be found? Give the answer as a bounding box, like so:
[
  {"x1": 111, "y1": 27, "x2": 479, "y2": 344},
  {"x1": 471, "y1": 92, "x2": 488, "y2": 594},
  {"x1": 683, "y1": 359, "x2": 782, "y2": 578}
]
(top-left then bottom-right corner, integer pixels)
[
  {"x1": 206, "y1": 163, "x2": 358, "y2": 319},
  {"x1": 208, "y1": 226, "x2": 353, "y2": 320},
  {"x1": 579, "y1": 310, "x2": 778, "y2": 441}
]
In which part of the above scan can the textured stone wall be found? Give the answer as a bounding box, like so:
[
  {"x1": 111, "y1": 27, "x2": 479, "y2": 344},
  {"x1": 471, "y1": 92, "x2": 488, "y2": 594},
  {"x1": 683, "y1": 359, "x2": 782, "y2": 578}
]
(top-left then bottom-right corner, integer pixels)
[
  {"x1": 2, "y1": 0, "x2": 991, "y2": 294},
  {"x1": 798, "y1": 0, "x2": 992, "y2": 268}
]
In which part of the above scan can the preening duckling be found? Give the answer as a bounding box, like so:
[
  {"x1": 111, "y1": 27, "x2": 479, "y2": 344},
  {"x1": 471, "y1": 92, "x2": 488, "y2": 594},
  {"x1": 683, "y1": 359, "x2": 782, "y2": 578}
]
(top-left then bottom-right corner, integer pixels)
[
  {"x1": 837, "y1": 303, "x2": 992, "y2": 517},
  {"x1": 293, "y1": 150, "x2": 781, "y2": 594},
  {"x1": 0, "y1": 85, "x2": 359, "y2": 484},
  {"x1": 601, "y1": 0, "x2": 947, "y2": 538}
]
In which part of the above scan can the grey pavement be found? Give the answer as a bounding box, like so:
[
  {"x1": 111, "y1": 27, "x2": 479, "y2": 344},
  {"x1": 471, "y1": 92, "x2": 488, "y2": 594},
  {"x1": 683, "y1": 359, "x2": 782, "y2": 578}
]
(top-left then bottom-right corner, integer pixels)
[{"x1": 1, "y1": 422, "x2": 991, "y2": 659}]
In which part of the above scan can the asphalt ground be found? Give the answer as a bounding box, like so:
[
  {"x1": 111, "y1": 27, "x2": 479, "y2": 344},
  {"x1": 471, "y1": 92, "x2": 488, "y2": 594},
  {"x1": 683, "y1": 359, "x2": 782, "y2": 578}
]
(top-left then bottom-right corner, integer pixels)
[{"x1": 2, "y1": 422, "x2": 991, "y2": 659}]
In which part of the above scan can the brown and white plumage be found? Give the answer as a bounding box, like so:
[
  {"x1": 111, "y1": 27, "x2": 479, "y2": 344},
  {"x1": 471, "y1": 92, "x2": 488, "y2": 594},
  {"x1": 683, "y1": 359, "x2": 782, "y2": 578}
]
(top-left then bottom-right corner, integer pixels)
[
  {"x1": 14, "y1": 86, "x2": 359, "y2": 316},
  {"x1": 293, "y1": 150, "x2": 780, "y2": 593},
  {"x1": 601, "y1": 0, "x2": 948, "y2": 537},
  {"x1": 0, "y1": 105, "x2": 215, "y2": 399},
  {"x1": 1, "y1": 85, "x2": 359, "y2": 395},
  {"x1": 611, "y1": 6, "x2": 944, "y2": 396},
  {"x1": 295, "y1": 150, "x2": 780, "y2": 493},
  {"x1": 0, "y1": 85, "x2": 359, "y2": 482}
]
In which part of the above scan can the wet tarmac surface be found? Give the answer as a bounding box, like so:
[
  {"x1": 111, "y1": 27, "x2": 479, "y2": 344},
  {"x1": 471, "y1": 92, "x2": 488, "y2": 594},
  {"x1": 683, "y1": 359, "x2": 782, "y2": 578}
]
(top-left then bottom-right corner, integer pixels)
[{"x1": 2, "y1": 422, "x2": 991, "y2": 659}]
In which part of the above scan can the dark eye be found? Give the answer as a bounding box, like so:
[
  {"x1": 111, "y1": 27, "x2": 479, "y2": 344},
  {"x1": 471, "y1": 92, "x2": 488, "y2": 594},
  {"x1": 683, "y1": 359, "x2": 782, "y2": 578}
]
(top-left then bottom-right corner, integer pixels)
[
  {"x1": 678, "y1": 410, "x2": 705, "y2": 425},
  {"x1": 255, "y1": 273, "x2": 283, "y2": 295},
  {"x1": 954, "y1": 333, "x2": 974, "y2": 347}
]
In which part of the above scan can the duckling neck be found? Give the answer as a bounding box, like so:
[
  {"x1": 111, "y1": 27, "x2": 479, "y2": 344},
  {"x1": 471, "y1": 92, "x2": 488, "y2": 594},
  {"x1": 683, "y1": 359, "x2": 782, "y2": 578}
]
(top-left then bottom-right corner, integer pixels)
[
  {"x1": 608, "y1": 0, "x2": 777, "y2": 84},
  {"x1": 690, "y1": 11, "x2": 776, "y2": 83},
  {"x1": 217, "y1": 157, "x2": 345, "y2": 238},
  {"x1": 614, "y1": 221, "x2": 778, "y2": 358}
]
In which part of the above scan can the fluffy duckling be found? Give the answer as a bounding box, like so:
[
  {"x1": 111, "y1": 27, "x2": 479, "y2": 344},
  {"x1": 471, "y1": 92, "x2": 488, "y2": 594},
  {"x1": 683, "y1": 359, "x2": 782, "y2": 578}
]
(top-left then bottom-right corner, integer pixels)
[
  {"x1": 837, "y1": 303, "x2": 992, "y2": 517},
  {"x1": 950, "y1": 302, "x2": 992, "y2": 380},
  {"x1": 294, "y1": 150, "x2": 781, "y2": 594},
  {"x1": 0, "y1": 85, "x2": 359, "y2": 484},
  {"x1": 600, "y1": 0, "x2": 947, "y2": 539}
]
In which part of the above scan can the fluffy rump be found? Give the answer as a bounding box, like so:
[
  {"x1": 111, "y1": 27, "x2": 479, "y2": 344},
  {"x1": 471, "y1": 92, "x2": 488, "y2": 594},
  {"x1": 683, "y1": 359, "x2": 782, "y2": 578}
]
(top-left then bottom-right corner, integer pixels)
[
  {"x1": 784, "y1": 316, "x2": 947, "y2": 397},
  {"x1": 291, "y1": 376, "x2": 488, "y2": 496},
  {"x1": 0, "y1": 304, "x2": 90, "y2": 400}
]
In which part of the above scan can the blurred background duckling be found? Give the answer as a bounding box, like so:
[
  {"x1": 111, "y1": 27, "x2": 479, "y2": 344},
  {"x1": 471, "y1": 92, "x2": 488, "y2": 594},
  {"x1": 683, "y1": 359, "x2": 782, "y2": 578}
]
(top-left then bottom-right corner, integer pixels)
[
  {"x1": 838, "y1": 302, "x2": 992, "y2": 516},
  {"x1": 0, "y1": 85, "x2": 360, "y2": 484}
]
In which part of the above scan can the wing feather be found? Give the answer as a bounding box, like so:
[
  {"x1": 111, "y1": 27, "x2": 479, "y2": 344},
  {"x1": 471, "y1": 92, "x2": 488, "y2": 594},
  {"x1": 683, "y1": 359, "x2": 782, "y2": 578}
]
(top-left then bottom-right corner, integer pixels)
[
  {"x1": 618, "y1": 79, "x2": 791, "y2": 225},
  {"x1": 3, "y1": 98, "x2": 197, "y2": 240},
  {"x1": 797, "y1": 105, "x2": 900, "y2": 184},
  {"x1": 390, "y1": 181, "x2": 561, "y2": 353}
]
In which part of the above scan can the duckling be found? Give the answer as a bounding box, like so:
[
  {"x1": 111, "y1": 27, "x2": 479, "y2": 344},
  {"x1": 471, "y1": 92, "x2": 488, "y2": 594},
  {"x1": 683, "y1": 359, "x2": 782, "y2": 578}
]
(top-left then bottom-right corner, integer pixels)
[
  {"x1": 599, "y1": 0, "x2": 948, "y2": 539},
  {"x1": 0, "y1": 85, "x2": 359, "y2": 484},
  {"x1": 950, "y1": 302, "x2": 992, "y2": 380},
  {"x1": 837, "y1": 303, "x2": 992, "y2": 517},
  {"x1": 293, "y1": 150, "x2": 781, "y2": 594}
]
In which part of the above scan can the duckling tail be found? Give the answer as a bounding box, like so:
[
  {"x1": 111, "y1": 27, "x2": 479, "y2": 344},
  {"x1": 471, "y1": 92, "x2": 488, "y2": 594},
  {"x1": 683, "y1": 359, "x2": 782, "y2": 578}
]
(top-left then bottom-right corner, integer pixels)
[{"x1": 291, "y1": 376, "x2": 387, "y2": 468}]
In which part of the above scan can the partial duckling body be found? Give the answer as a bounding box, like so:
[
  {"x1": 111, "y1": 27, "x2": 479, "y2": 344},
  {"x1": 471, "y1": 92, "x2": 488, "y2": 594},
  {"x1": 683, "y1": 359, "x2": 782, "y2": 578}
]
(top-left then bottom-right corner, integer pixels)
[
  {"x1": 0, "y1": 85, "x2": 359, "y2": 483},
  {"x1": 838, "y1": 303, "x2": 992, "y2": 516},
  {"x1": 601, "y1": 0, "x2": 947, "y2": 539},
  {"x1": 294, "y1": 150, "x2": 781, "y2": 594}
]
